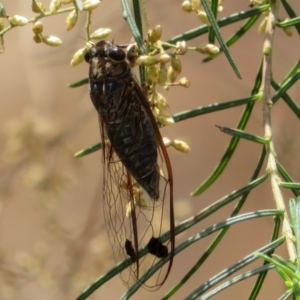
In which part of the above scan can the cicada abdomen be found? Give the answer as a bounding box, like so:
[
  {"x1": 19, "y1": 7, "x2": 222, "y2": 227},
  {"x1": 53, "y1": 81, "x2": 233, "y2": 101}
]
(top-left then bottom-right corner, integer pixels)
[{"x1": 85, "y1": 40, "x2": 174, "y2": 289}]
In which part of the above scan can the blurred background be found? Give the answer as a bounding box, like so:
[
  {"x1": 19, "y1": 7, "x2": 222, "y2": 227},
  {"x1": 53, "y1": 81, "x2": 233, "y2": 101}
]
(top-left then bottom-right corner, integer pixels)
[{"x1": 0, "y1": 1, "x2": 299, "y2": 299}]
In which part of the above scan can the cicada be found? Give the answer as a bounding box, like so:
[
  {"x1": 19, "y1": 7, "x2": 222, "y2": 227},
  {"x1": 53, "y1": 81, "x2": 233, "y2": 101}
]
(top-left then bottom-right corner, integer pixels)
[{"x1": 84, "y1": 40, "x2": 175, "y2": 289}]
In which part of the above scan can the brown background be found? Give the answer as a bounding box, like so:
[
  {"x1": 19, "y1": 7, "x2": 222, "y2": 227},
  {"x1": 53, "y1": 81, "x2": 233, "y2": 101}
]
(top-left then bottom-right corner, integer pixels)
[{"x1": 0, "y1": 1, "x2": 299, "y2": 299}]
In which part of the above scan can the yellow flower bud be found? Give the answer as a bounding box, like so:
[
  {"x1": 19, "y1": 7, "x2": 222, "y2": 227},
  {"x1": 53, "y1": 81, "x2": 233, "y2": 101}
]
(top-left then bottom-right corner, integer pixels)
[
  {"x1": 258, "y1": 17, "x2": 268, "y2": 34},
  {"x1": 172, "y1": 140, "x2": 190, "y2": 153},
  {"x1": 83, "y1": 0, "x2": 101, "y2": 11},
  {"x1": 198, "y1": 11, "x2": 210, "y2": 25},
  {"x1": 159, "y1": 53, "x2": 171, "y2": 64},
  {"x1": 171, "y1": 55, "x2": 181, "y2": 72},
  {"x1": 163, "y1": 137, "x2": 172, "y2": 147},
  {"x1": 65, "y1": 9, "x2": 78, "y2": 31},
  {"x1": 136, "y1": 55, "x2": 159, "y2": 66},
  {"x1": 0, "y1": 35, "x2": 4, "y2": 54},
  {"x1": 196, "y1": 43, "x2": 219, "y2": 55},
  {"x1": 0, "y1": 18, "x2": 4, "y2": 31},
  {"x1": 157, "y1": 63, "x2": 167, "y2": 86},
  {"x1": 32, "y1": 22, "x2": 43, "y2": 34},
  {"x1": 167, "y1": 66, "x2": 179, "y2": 83},
  {"x1": 157, "y1": 115, "x2": 174, "y2": 126},
  {"x1": 191, "y1": 0, "x2": 201, "y2": 10},
  {"x1": 182, "y1": 0, "x2": 193, "y2": 12},
  {"x1": 157, "y1": 93, "x2": 169, "y2": 110},
  {"x1": 90, "y1": 28, "x2": 112, "y2": 39},
  {"x1": 179, "y1": 77, "x2": 190, "y2": 88},
  {"x1": 283, "y1": 27, "x2": 293, "y2": 37},
  {"x1": 146, "y1": 65, "x2": 158, "y2": 83},
  {"x1": 61, "y1": 0, "x2": 72, "y2": 3},
  {"x1": 33, "y1": 34, "x2": 42, "y2": 44},
  {"x1": 41, "y1": 35, "x2": 62, "y2": 46},
  {"x1": 49, "y1": 0, "x2": 61, "y2": 13},
  {"x1": 32, "y1": 2, "x2": 46, "y2": 13},
  {"x1": 175, "y1": 41, "x2": 188, "y2": 55},
  {"x1": 70, "y1": 47, "x2": 87, "y2": 66},
  {"x1": 8, "y1": 15, "x2": 28, "y2": 26},
  {"x1": 148, "y1": 25, "x2": 162, "y2": 44}
]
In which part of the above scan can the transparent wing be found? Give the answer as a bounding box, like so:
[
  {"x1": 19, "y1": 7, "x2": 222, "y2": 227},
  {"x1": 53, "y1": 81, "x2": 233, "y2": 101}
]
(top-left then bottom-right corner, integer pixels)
[{"x1": 100, "y1": 82, "x2": 174, "y2": 290}]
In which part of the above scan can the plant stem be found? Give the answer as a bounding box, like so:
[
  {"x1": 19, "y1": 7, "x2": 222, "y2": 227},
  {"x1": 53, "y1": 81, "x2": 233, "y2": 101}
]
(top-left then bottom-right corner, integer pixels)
[{"x1": 261, "y1": 0, "x2": 296, "y2": 260}]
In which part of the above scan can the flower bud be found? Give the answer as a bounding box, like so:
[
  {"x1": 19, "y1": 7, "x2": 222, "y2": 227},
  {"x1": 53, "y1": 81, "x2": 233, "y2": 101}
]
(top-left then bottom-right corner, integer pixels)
[
  {"x1": 159, "y1": 53, "x2": 171, "y2": 64},
  {"x1": 163, "y1": 137, "x2": 172, "y2": 147},
  {"x1": 182, "y1": 0, "x2": 193, "y2": 12},
  {"x1": 49, "y1": 0, "x2": 61, "y2": 13},
  {"x1": 136, "y1": 55, "x2": 159, "y2": 66},
  {"x1": 283, "y1": 26, "x2": 293, "y2": 37},
  {"x1": 33, "y1": 34, "x2": 42, "y2": 44},
  {"x1": 32, "y1": 22, "x2": 43, "y2": 34},
  {"x1": 196, "y1": 43, "x2": 219, "y2": 55},
  {"x1": 0, "y1": 18, "x2": 4, "y2": 31},
  {"x1": 32, "y1": 2, "x2": 46, "y2": 13},
  {"x1": 157, "y1": 63, "x2": 167, "y2": 86},
  {"x1": 157, "y1": 115, "x2": 174, "y2": 126},
  {"x1": 258, "y1": 17, "x2": 268, "y2": 34},
  {"x1": 148, "y1": 25, "x2": 162, "y2": 44},
  {"x1": 0, "y1": 35, "x2": 4, "y2": 53},
  {"x1": 146, "y1": 65, "x2": 158, "y2": 83},
  {"x1": 172, "y1": 140, "x2": 190, "y2": 153},
  {"x1": 175, "y1": 41, "x2": 188, "y2": 55},
  {"x1": 171, "y1": 55, "x2": 181, "y2": 72},
  {"x1": 41, "y1": 35, "x2": 62, "y2": 46},
  {"x1": 70, "y1": 47, "x2": 87, "y2": 66},
  {"x1": 65, "y1": 9, "x2": 78, "y2": 31},
  {"x1": 198, "y1": 11, "x2": 210, "y2": 25},
  {"x1": 8, "y1": 15, "x2": 28, "y2": 26},
  {"x1": 191, "y1": 0, "x2": 201, "y2": 10},
  {"x1": 167, "y1": 66, "x2": 179, "y2": 83},
  {"x1": 179, "y1": 77, "x2": 190, "y2": 88},
  {"x1": 157, "y1": 93, "x2": 169, "y2": 110},
  {"x1": 61, "y1": 0, "x2": 72, "y2": 3},
  {"x1": 90, "y1": 28, "x2": 112, "y2": 39},
  {"x1": 83, "y1": 0, "x2": 101, "y2": 11}
]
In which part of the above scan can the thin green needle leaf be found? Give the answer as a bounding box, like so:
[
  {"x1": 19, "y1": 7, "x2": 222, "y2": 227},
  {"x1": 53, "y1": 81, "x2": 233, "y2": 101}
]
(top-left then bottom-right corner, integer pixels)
[
  {"x1": 276, "y1": 17, "x2": 300, "y2": 29},
  {"x1": 120, "y1": 0, "x2": 145, "y2": 53},
  {"x1": 208, "y1": 0, "x2": 218, "y2": 44},
  {"x1": 271, "y1": 79, "x2": 300, "y2": 119},
  {"x1": 256, "y1": 253, "x2": 300, "y2": 281},
  {"x1": 173, "y1": 94, "x2": 260, "y2": 123},
  {"x1": 68, "y1": 77, "x2": 88, "y2": 88},
  {"x1": 203, "y1": 13, "x2": 261, "y2": 62},
  {"x1": 163, "y1": 148, "x2": 266, "y2": 299},
  {"x1": 280, "y1": 182, "x2": 300, "y2": 189},
  {"x1": 290, "y1": 197, "x2": 300, "y2": 275},
  {"x1": 249, "y1": 215, "x2": 282, "y2": 299},
  {"x1": 191, "y1": 62, "x2": 262, "y2": 196},
  {"x1": 276, "y1": 161, "x2": 300, "y2": 197},
  {"x1": 74, "y1": 143, "x2": 102, "y2": 157},
  {"x1": 281, "y1": 0, "x2": 300, "y2": 35},
  {"x1": 168, "y1": 5, "x2": 269, "y2": 45},
  {"x1": 216, "y1": 125, "x2": 269, "y2": 144},
  {"x1": 272, "y1": 69, "x2": 300, "y2": 108},
  {"x1": 201, "y1": 0, "x2": 241, "y2": 78},
  {"x1": 185, "y1": 236, "x2": 284, "y2": 300}
]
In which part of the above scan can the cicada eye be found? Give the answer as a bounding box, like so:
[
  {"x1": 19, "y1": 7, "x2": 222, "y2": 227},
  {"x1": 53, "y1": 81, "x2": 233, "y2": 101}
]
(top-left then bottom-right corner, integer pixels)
[
  {"x1": 108, "y1": 47, "x2": 126, "y2": 62},
  {"x1": 84, "y1": 50, "x2": 91, "y2": 62}
]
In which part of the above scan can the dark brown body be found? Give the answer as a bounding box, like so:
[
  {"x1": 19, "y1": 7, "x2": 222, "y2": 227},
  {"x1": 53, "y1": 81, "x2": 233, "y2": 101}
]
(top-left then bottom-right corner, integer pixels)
[
  {"x1": 85, "y1": 40, "x2": 174, "y2": 289},
  {"x1": 87, "y1": 40, "x2": 160, "y2": 199}
]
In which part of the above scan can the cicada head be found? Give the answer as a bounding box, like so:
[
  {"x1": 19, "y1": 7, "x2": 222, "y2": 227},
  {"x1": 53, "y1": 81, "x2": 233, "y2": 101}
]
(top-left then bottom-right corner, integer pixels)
[{"x1": 85, "y1": 40, "x2": 130, "y2": 80}]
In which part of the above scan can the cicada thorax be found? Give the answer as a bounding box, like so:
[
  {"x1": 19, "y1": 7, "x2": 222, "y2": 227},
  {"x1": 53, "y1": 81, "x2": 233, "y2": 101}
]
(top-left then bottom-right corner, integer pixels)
[{"x1": 85, "y1": 40, "x2": 174, "y2": 289}]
